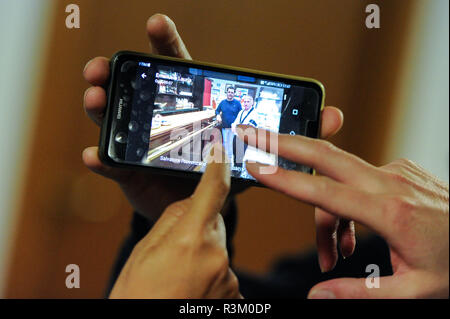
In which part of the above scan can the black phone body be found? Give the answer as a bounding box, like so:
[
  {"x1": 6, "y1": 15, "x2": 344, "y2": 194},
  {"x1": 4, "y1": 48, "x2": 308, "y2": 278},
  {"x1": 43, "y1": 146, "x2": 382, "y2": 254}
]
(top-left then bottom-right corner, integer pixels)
[{"x1": 99, "y1": 51, "x2": 325, "y2": 187}]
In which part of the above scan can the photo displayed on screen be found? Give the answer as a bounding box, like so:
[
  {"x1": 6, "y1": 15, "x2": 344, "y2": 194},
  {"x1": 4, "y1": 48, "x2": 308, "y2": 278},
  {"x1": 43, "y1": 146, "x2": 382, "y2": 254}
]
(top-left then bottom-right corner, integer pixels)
[{"x1": 122, "y1": 60, "x2": 317, "y2": 181}]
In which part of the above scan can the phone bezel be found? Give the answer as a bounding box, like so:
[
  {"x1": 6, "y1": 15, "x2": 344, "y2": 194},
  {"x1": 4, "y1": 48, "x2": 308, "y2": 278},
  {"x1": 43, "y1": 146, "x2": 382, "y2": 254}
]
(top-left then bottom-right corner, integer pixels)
[{"x1": 99, "y1": 50, "x2": 325, "y2": 187}]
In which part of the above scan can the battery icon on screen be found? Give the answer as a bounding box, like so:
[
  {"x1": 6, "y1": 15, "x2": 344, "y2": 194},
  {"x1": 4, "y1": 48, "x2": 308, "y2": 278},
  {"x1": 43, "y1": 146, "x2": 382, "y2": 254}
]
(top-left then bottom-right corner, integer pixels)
[{"x1": 139, "y1": 62, "x2": 151, "y2": 67}]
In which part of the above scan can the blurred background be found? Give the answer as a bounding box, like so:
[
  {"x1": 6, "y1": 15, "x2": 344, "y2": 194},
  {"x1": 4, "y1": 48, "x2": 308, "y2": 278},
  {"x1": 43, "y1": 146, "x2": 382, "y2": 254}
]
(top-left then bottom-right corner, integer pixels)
[{"x1": 0, "y1": 0, "x2": 448, "y2": 298}]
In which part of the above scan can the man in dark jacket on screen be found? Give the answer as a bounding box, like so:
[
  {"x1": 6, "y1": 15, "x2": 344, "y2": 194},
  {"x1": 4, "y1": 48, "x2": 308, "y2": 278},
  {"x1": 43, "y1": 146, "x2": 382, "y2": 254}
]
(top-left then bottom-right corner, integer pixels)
[{"x1": 215, "y1": 86, "x2": 241, "y2": 163}]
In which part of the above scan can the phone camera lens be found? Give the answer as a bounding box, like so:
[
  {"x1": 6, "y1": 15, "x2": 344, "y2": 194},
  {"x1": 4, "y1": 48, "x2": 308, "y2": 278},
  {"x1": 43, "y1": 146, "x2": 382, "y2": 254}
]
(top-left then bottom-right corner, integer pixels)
[
  {"x1": 131, "y1": 80, "x2": 141, "y2": 90},
  {"x1": 120, "y1": 61, "x2": 137, "y2": 73},
  {"x1": 115, "y1": 132, "x2": 127, "y2": 144},
  {"x1": 136, "y1": 148, "x2": 144, "y2": 157},
  {"x1": 128, "y1": 121, "x2": 139, "y2": 132},
  {"x1": 142, "y1": 132, "x2": 150, "y2": 143},
  {"x1": 140, "y1": 91, "x2": 151, "y2": 101}
]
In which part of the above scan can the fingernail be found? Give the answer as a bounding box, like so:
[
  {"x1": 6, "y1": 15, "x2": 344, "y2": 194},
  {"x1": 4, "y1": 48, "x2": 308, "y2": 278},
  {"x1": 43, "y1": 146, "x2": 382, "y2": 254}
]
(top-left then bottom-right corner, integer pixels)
[
  {"x1": 343, "y1": 250, "x2": 354, "y2": 259},
  {"x1": 207, "y1": 142, "x2": 227, "y2": 164},
  {"x1": 318, "y1": 256, "x2": 333, "y2": 273},
  {"x1": 82, "y1": 147, "x2": 89, "y2": 159},
  {"x1": 318, "y1": 257, "x2": 325, "y2": 273},
  {"x1": 148, "y1": 13, "x2": 158, "y2": 23},
  {"x1": 308, "y1": 289, "x2": 336, "y2": 299},
  {"x1": 319, "y1": 265, "x2": 331, "y2": 273},
  {"x1": 83, "y1": 59, "x2": 93, "y2": 74},
  {"x1": 83, "y1": 87, "x2": 90, "y2": 99}
]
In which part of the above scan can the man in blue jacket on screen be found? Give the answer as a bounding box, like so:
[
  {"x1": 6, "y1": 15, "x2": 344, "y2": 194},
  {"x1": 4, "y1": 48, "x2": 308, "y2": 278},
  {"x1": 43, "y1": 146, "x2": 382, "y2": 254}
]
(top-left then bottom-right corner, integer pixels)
[{"x1": 215, "y1": 86, "x2": 241, "y2": 163}]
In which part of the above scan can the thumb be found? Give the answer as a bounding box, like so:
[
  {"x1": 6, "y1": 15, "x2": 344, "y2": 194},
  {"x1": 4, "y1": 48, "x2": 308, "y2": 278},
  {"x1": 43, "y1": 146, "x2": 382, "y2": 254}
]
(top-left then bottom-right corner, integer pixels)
[
  {"x1": 139, "y1": 198, "x2": 193, "y2": 248},
  {"x1": 308, "y1": 275, "x2": 409, "y2": 299},
  {"x1": 147, "y1": 13, "x2": 192, "y2": 59},
  {"x1": 184, "y1": 143, "x2": 230, "y2": 228}
]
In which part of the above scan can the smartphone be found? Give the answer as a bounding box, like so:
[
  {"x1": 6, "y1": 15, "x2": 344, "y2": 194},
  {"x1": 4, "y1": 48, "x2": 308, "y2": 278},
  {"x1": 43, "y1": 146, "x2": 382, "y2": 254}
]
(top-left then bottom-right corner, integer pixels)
[{"x1": 99, "y1": 51, "x2": 324, "y2": 186}]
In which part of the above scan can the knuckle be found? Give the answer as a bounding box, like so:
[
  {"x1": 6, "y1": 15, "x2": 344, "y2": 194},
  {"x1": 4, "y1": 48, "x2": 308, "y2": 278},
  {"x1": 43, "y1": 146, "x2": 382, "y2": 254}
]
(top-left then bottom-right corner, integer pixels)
[
  {"x1": 130, "y1": 239, "x2": 152, "y2": 265},
  {"x1": 165, "y1": 200, "x2": 189, "y2": 217},
  {"x1": 383, "y1": 195, "x2": 417, "y2": 228},
  {"x1": 211, "y1": 177, "x2": 230, "y2": 198},
  {"x1": 131, "y1": 240, "x2": 144, "y2": 256},
  {"x1": 386, "y1": 171, "x2": 411, "y2": 185},
  {"x1": 312, "y1": 176, "x2": 332, "y2": 197},
  {"x1": 315, "y1": 140, "x2": 338, "y2": 155},
  {"x1": 385, "y1": 195, "x2": 416, "y2": 213},
  {"x1": 394, "y1": 158, "x2": 415, "y2": 168},
  {"x1": 175, "y1": 233, "x2": 198, "y2": 249}
]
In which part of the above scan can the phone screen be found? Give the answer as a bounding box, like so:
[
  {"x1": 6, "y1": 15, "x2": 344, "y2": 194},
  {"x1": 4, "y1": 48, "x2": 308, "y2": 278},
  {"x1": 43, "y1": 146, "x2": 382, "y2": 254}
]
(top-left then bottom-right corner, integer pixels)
[{"x1": 106, "y1": 53, "x2": 323, "y2": 181}]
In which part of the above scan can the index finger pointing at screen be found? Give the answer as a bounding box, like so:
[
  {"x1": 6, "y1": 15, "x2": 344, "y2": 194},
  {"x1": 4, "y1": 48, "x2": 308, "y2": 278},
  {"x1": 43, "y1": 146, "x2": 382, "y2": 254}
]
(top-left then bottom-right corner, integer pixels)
[
  {"x1": 245, "y1": 161, "x2": 393, "y2": 240},
  {"x1": 235, "y1": 125, "x2": 380, "y2": 188}
]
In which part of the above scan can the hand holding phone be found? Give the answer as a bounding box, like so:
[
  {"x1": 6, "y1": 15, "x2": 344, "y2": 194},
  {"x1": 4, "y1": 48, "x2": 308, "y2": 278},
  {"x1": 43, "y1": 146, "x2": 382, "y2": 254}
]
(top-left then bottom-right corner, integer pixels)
[
  {"x1": 110, "y1": 147, "x2": 242, "y2": 299},
  {"x1": 82, "y1": 14, "x2": 352, "y2": 272},
  {"x1": 82, "y1": 14, "x2": 198, "y2": 222}
]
